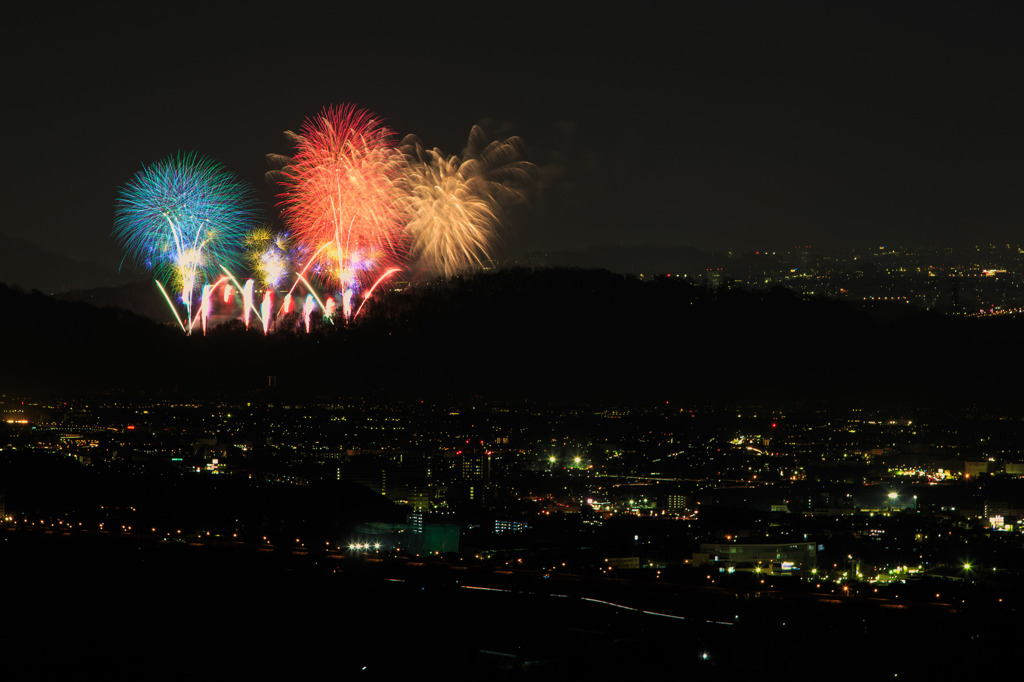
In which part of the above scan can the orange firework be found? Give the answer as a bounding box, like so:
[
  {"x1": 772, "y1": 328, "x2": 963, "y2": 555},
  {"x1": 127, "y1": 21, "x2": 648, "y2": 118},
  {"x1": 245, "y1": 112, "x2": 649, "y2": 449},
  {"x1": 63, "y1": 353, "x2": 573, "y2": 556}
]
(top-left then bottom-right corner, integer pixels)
[{"x1": 280, "y1": 104, "x2": 407, "y2": 318}]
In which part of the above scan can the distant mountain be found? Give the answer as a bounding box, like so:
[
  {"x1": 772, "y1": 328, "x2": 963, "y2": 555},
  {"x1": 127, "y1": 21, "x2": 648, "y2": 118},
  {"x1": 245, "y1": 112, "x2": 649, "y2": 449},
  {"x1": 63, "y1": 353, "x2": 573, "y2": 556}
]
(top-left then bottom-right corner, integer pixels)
[
  {"x1": 0, "y1": 233, "x2": 120, "y2": 293},
  {"x1": 55, "y1": 279, "x2": 167, "y2": 321},
  {"x1": 516, "y1": 244, "x2": 723, "y2": 276}
]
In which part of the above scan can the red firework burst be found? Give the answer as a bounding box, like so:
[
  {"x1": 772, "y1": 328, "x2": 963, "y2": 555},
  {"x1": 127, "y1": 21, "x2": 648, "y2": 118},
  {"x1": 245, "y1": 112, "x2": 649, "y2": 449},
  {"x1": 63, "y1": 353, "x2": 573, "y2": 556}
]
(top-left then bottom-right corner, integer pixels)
[{"x1": 280, "y1": 105, "x2": 407, "y2": 310}]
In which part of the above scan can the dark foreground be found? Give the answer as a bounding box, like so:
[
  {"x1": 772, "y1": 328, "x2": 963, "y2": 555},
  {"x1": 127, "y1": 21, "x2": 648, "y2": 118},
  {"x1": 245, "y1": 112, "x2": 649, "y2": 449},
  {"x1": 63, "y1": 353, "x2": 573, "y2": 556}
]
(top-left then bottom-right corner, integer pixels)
[{"x1": 2, "y1": 531, "x2": 1017, "y2": 681}]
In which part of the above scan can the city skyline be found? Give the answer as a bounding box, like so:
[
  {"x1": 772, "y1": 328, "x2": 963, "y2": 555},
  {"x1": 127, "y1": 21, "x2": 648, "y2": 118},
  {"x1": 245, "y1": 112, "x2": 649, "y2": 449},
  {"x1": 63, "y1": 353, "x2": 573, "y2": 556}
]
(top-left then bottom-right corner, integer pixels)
[{"x1": 3, "y1": 392, "x2": 1022, "y2": 676}]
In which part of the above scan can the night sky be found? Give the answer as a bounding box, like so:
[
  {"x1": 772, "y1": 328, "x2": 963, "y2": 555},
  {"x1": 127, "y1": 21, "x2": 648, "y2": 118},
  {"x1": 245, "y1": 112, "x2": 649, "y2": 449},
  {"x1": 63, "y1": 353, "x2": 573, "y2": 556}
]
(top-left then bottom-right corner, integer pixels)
[{"x1": 5, "y1": 3, "x2": 1024, "y2": 272}]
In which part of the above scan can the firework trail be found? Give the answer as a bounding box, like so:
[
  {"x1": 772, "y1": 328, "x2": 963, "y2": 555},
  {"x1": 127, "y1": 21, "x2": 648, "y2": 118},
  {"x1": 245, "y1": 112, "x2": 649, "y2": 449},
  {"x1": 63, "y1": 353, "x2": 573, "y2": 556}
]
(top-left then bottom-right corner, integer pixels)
[
  {"x1": 278, "y1": 105, "x2": 408, "y2": 319},
  {"x1": 154, "y1": 281, "x2": 186, "y2": 332},
  {"x1": 196, "y1": 276, "x2": 231, "y2": 334},
  {"x1": 114, "y1": 152, "x2": 260, "y2": 331},
  {"x1": 218, "y1": 266, "x2": 264, "y2": 330},
  {"x1": 342, "y1": 289, "x2": 354, "y2": 319},
  {"x1": 302, "y1": 294, "x2": 316, "y2": 333},
  {"x1": 261, "y1": 291, "x2": 273, "y2": 334},
  {"x1": 277, "y1": 241, "x2": 330, "y2": 321},
  {"x1": 242, "y1": 279, "x2": 255, "y2": 329},
  {"x1": 353, "y1": 267, "x2": 401, "y2": 320},
  {"x1": 200, "y1": 283, "x2": 213, "y2": 334},
  {"x1": 400, "y1": 125, "x2": 534, "y2": 278}
]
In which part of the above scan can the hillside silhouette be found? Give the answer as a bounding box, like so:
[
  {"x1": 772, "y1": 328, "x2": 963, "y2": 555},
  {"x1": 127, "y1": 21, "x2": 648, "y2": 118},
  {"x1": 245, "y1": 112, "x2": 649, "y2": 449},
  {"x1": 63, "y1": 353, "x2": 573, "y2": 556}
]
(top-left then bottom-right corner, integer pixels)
[{"x1": 1, "y1": 269, "x2": 1017, "y2": 405}]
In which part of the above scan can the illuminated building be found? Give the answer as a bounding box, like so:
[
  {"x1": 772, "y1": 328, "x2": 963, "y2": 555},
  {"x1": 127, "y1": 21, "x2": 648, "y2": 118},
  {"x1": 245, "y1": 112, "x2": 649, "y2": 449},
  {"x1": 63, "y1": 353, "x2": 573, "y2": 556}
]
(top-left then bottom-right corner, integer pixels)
[
  {"x1": 494, "y1": 519, "x2": 529, "y2": 534},
  {"x1": 439, "y1": 441, "x2": 493, "y2": 505},
  {"x1": 695, "y1": 542, "x2": 817, "y2": 573}
]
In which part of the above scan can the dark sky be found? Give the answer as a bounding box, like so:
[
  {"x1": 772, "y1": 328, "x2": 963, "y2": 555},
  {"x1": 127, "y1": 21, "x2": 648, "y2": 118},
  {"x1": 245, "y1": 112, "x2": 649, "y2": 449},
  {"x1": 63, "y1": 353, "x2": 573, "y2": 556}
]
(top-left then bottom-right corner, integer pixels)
[{"x1": 5, "y1": 3, "x2": 1024, "y2": 271}]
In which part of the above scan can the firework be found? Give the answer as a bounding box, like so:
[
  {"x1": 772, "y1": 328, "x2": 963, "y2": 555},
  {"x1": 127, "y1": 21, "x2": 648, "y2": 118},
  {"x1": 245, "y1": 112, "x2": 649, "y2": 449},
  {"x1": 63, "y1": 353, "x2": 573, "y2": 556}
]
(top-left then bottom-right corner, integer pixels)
[
  {"x1": 114, "y1": 152, "x2": 260, "y2": 330},
  {"x1": 264, "y1": 130, "x2": 301, "y2": 186},
  {"x1": 400, "y1": 125, "x2": 534, "y2": 278},
  {"x1": 245, "y1": 226, "x2": 294, "y2": 290},
  {"x1": 278, "y1": 105, "x2": 408, "y2": 318}
]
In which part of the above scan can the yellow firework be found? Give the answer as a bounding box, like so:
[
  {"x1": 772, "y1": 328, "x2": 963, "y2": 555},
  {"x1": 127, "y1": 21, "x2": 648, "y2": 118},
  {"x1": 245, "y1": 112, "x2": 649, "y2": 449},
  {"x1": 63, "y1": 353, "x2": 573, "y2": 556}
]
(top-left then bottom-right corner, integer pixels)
[
  {"x1": 400, "y1": 126, "x2": 534, "y2": 278},
  {"x1": 245, "y1": 225, "x2": 293, "y2": 289}
]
